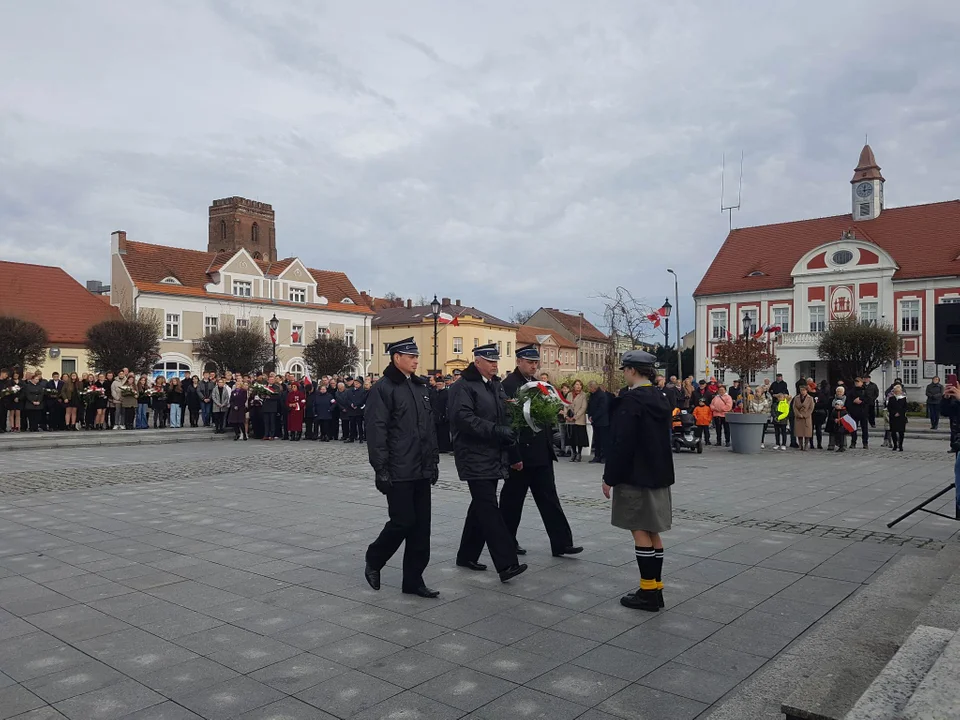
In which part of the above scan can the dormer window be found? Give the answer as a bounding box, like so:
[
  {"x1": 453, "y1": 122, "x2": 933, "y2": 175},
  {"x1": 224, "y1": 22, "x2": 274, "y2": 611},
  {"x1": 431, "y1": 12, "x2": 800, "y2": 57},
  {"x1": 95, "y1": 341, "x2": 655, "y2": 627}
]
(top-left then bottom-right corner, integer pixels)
[
  {"x1": 832, "y1": 250, "x2": 854, "y2": 265},
  {"x1": 341, "y1": 297, "x2": 354, "y2": 304},
  {"x1": 747, "y1": 271, "x2": 765, "y2": 277},
  {"x1": 232, "y1": 280, "x2": 252, "y2": 297},
  {"x1": 160, "y1": 276, "x2": 181, "y2": 285},
  {"x1": 289, "y1": 287, "x2": 306, "y2": 304}
]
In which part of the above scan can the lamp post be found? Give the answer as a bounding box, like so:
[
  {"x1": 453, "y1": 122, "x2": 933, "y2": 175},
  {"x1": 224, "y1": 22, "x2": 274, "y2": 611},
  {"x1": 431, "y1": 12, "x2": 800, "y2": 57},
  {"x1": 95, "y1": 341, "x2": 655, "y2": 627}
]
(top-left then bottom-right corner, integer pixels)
[
  {"x1": 742, "y1": 311, "x2": 751, "y2": 340},
  {"x1": 431, "y1": 295, "x2": 441, "y2": 375},
  {"x1": 660, "y1": 297, "x2": 672, "y2": 348},
  {"x1": 667, "y1": 268, "x2": 681, "y2": 379},
  {"x1": 269, "y1": 313, "x2": 279, "y2": 373}
]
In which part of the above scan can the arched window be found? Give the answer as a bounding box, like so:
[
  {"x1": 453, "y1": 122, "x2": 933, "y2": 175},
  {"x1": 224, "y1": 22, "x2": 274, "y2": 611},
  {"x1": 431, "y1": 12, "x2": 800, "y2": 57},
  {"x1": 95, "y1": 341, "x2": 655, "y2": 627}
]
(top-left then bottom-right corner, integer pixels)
[
  {"x1": 289, "y1": 362, "x2": 305, "y2": 380},
  {"x1": 251, "y1": 223, "x2": 259, "y2": 243},
  {"x1": 253, "y1": 252, "x2": 262, "y2": 260},
  {"x1": 219, "y1": 219, "x2": 226, "y2": 240},
  {"x1": 152, "y1": 360, "x2": 192, "y2": 380}
]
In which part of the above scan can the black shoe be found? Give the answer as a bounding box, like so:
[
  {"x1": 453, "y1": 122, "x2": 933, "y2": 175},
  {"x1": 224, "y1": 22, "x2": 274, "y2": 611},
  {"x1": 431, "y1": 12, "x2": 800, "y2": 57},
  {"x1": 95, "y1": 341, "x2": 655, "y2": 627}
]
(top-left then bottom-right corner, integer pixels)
[
  {"x1": 403, "y1": 585, "x2": 440, "y2": 598},
  {"x1": 456, "y1": 559, "x2": 487, "y2": 571},
  {"x1": 724, "y1": 441, "x2": 730, "y2": 447},
  {"x1": 515, "y1": 545, "x2": 527, "y2": 556},
  {"x1": 619, "y1": 590, "x2": 660, "y2": 612},
  {"x1": 658, "y1": 589, "x2": 665, "y2": 608},
  {"x1": 588, "y1": 457, "x2": 602, "y2": 464},
  {"x1": 364, "y1": 562, "x2": 380, "y2": 590},
  {"x1": 569, "y1": 455, "x2": 577, "y2": 462},
  {"x1": 499, "y1": 564, "x2": 528, "y2": 583},
  {"x1": 552, "y1": 546, "x2": 583, "y2": 557}
]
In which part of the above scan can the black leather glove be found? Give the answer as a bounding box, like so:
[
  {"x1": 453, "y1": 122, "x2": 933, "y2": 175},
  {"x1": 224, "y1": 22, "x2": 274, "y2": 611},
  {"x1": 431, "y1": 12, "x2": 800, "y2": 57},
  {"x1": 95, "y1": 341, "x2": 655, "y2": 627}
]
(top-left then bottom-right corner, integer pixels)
[
  {"x1": 429, "y1": 465, "x2": 439, "y2": 485},
  {"x1": 375, "y1": 471, "x2": 392, "y2": 495},
  {"x1": 494, "y1": 425, "x2": 517, "y2": 444}
]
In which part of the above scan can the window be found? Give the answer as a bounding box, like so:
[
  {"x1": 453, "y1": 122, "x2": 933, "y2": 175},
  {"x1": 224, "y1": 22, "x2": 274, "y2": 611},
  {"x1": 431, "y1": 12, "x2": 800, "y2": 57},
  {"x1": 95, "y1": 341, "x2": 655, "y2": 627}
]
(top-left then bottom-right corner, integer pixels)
[
  {"x1": 289, "y1": 362, "x2": 304, "y2": 380},
  {"x1": 289, "y1": 287, "x2": 306, "y2": 304},
  {"x1": 60, "y1": 358, "x2": 77, "y2": 376},
  {"x1": 772, "y1": 307, "x2": 790, "y2": 334},
  {"x1": 219, "y1": 219, "x2": 227, "y2": 240},
  {"x1": 497, "y1": 341, "x2": 502, "y2": 356},
  {"x1": 859, "y1": 302, "x2": 878, "y2": 326},
  {"x1": 716, "y1": 368, "x2": 726, "y2": 383},
  {"x1": 507, "y1": 342, "x2": 511, "y2": 356},
  {"x1": 345, "y1": 329, "x2": 355, "y2": 347},
  {"x1": 383, "y1": 343, "x2": 392, "y2": 355},
  {"x1": 232, "y1": 280, "x2": 252, "y2": 297},
  {"x1": 474, "y1": 338, "x2": 479, "y2": 348},
  {"x1": 251, "y1": 222, "x2": 259, "y2": 243},
  {"x1": 292, "y1": 324, "x2": 304, "y2": 344},
  {"x1": 152, "y1": 360, "x2": 191, "y2": 380},
  {"x1": 453, "y1": 337, "x2": 463, "y2": 354},
  {"x1": 742, "y1": 309, "x2": 758, "y2": 336},
  {"x1": 236, "y1": 318, "x2": 249, "y2": 329},
  {"x1": 165, "y1": 313, "x2": 180, "y2": 339},
  {"x1": 832, "y1": 250, "x2": 853, "y2": 265},
  {"x1": 710, "y1": 311, "x2": 728, "y2": 340},
  {"x1": 900, "y1": 299, "x2": 920, "y2": 333},
  {"x1": 902, "y1": 359, "x2": 919, "y2": 386},
  {"x1": 941, "y1": 297, "x2": 960, "y2": 304},
  {"x1": 204, "y1": 316, "x2": 218, "y2": 335},
  {"x1": 253, "y1": 252, "x2": 262, "y2": 260},
  {"x1": 859, "y1": 203, "x2": 870, "y2": 217},
  {"x1": 810, "y1": 306, "x2": 826, "y2": 332}
]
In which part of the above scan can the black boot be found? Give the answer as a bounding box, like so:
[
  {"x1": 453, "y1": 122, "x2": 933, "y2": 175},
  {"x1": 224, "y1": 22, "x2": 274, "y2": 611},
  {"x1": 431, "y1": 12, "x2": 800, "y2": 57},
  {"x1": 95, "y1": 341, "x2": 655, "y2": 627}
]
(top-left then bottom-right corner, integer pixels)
[{"x1": 620, "y1": 590, "x2": 660, "y2": 612}]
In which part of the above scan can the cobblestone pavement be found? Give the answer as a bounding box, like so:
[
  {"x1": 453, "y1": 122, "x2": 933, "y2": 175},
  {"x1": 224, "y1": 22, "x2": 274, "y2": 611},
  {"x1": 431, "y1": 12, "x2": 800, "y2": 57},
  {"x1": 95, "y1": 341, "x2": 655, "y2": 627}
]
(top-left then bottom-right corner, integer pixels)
[{"x1": 0, "y1": 437, "x2": 955, "y2": 719}]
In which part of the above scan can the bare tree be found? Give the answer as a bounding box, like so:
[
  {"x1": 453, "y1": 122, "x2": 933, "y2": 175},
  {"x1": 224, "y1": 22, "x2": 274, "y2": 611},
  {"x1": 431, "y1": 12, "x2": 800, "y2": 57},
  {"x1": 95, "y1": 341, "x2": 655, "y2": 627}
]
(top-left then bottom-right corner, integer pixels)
[
  {"x1": 0, "y1": 317, "x2": 47, "y2": 372},
  {"x1": 510, "y1": 308, "x2": 535, "y2": 325},
  {"x1": 86, "y1": 315, "x2": 161, "y2": 374},
  {"x1": 383, "y1": 292, "x2": 400, "y2": 301},
  {"x1": 304, "y1": 333, "x2": 360, "y2": 377},
  {"x1": 596, "y1": 286, "x2": 659, "y2": 349},
  {"x1": 193, "y1": 327, "x2": 273, "y2": 375}
]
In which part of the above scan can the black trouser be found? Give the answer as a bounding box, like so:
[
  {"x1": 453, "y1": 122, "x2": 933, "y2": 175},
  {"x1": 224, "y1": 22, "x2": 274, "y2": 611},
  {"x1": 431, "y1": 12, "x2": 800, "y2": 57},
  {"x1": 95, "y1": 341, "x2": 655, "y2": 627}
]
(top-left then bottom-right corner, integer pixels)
[
  {"x1": 366, "y1": 479, "x2": 432, "y2": 591},
  {"x1": 890, "y1": 428, "x2": 905, "y2": 449},
  {"x1": 280, "y1": 411, "x2": 287, "y2": 438},
  {"x1": 263, "y1": 412, "x2": 276, "y2": 438},
  {"x1": 813, "y1": 414, "x2": 825, "y2": 448},
  {"x1": 106, "y1": 406, "x2": 116, "y2": 427},
  {"x1": 712, "y1": 417, "x2": 729, "y2": 444},
  {"x1": 306, "y1": 417, "x2": 318, "y2": 439},
  {"x1": 250, "y1": 406, "x2": 263, "y2": 438},
  {"x1": 188, "y1": 407, "x2": 199, "y2": 427},
  {"x1": 788, "y1": 416, "x2": 798, "y2": 447},
  {"x1": 123, "y1": 407, "x2": 135, "y2": 430},
  {"x1": 25, "y1": 409, "x2": 42, "y2": 431},
  {"x1": 592, "y1": 425, "x2": 609, "y2": 459},
  {"x1": 928, "y1": 403, "x2": 940, "y2": 430},
  {"x1": 233, "y1": 421, "x2": 247, "y2": 439},
  {"x1": 436, "y1": 422, "x2": 451, "y2": 452},
  {"x1": 351, "y1": 416, "x2": 364, "y2": 441},
  {"x1": 213, "y1": 411, "x2": 225, "y2": 432},
  {"x1": 852, "y1": 417, "x2": 869, "y2": 447},
  {"x1": 320, "y1": 418, "x2": 334, "y2": 439},
  {"x1": 696, "y1": 425, "x2": 710, "y2": 443},
  {"x1": 458, "y1": 478, "x2": 519, "y2": 573},
  {"x1": 48, "y1": 403, "x2": 64, "y2": 430},
  {"x1": 500, "y1": 464, "x2": 573, "y2": 554},
  {"x1": 342, "y1": 416, "x2": 352, "y2": 439},
  {"x1": 774, "y1": 424, "x2": 788, "y2": 446}
]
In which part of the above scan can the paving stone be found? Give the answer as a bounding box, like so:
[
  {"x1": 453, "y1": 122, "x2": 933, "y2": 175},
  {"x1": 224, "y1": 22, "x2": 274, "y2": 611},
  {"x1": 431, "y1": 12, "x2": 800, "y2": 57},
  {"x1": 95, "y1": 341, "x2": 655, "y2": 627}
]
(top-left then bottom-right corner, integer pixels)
[
  {"x1": 599, "y1": 683, "x2": 709, "y2": 720},
  {"x1": 460, "y1": 614, "x2": 542, "y2": 644},
  {"x1": 76, "y1": 629, "x2": 198, "y2": 677},
  {"x1": 672, "y1": 640, "x2": 767, "y2": 677},
  {"x1": 414, "y1": 631, "x2": 503, "y2": 664},
  {"x1": 639, "y1": 660, "x2": 744, "y2": 704},
  {"x1": 607, "y1": 626, "x2": 699, "y2": 660},
  {"x1": 174, "y1": 625, "x2": 300, "y2": 673},
  {"x1": 118, "y1": 700, "x2": 203, "y2": 718},
  {"x1": 295, "y1": 669, "x2": 403, "y2": 717},
  {"x1": 311, "y1": 633, "x2": 404, "y2": 669},
  {"x1": 177, "y1": 676, "x2": 285, "y2": 720},
  {"x1": 526, "y1": 663, "x2": 630, "y2": 706},
  {"x1": 237, "y1": 697, "x2": 337, "y2": 719},
  {"x1": 466, "y1": 645, "x2": 563, "y2": 684},
  {"x1": 270, "y1": 618, "x2": 357, "y2": 651},
  {"x1": 22, "y1": 660, "x2": 126, "y2": 703},
  {"x1": 350, "y1": 690, "x2": 463, "y2": 720},
  {"x1": 511, "y1": 628, "x2": 600, "y2": 663},
  {"x1": 571, "y1": 644, "x2": 668, "y2": 682},
  {"x1": 248, "y1": 653, "x2": 348, "y2": 693},
  {"x1": 137, "y1": 657, "x2": 239, "y2": 699},
  {"x1": 471, "y1": 686, "x2": 588, "y2": 720},
  {"x1": 413, "y1": 666, "x2": 517, "y2": 712},
  {"x1": 362, "y1": 648, "x2": 456, "y2": 689},
  {"x1": 53, "y1": 678, "x2": 165, "y2": 720},
  {"x1": 0, "y1": 685, "x2": 46, "y2": 719}
]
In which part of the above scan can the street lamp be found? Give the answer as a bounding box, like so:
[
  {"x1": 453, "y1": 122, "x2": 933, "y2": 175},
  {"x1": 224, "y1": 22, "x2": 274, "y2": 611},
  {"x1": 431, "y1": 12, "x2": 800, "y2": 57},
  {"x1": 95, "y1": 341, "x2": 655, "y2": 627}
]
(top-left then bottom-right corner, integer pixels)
[
  {"x1": 742, "y1": 311, "x2": 751, "y2": 340},
  {"x1": 431, "y1": 295, "x2": 441, "y2": 375},
  {"x1": 667, "y1": 268, "x2": 681, "y2": 379},
  {"x1": 269, "y1": 313, "x2": 279, "y2": 372},
  {"x1": 660, "y1": 298, "x2": 672, "y2": 350}
]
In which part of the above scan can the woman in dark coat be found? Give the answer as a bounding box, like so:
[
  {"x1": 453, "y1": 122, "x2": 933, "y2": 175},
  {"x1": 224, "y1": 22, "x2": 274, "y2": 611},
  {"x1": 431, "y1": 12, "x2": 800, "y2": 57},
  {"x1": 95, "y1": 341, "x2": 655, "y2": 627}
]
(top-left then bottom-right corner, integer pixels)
[
  {"x1": 286, "y1": 382, "x2": 305, "y2": 441},
  {"x1": 261, "y1": 380, "x2": 281, "y2": 440},
  {"x1": 303, "y1": 382, "x2": 317, "y2": 440},
  {"x1": 185, "y1": 375, "x2": 201, "y2": 428},
  {"x1": 886, "y1": 384, "x2": 909, "y2": 451},
  {"x1": 151, "y1": 377, "x2": 168, "y2": 428},
  {"x1": 228, "y1": 382, "x2": 248, "y2": 440},
  {"x1": 312, "y1": 385, "x2": 334, "y2": 441}
]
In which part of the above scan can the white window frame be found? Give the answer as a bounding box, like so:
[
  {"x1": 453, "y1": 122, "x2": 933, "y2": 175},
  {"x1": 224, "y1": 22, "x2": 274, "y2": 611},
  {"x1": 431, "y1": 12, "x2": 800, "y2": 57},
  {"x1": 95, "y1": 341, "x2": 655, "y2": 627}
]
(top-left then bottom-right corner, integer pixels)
[
  {"x1": 710, "y1": 310, "x2": 728, "y2": 340},
  {"x1": 232, "y1": 280, "x2": 252, "y2": 297},
  {"x1": 900, "y1": 299, "x2": 920, "y2": 333},
  {"x1": 289, "y1": 362, "x2": 305, "y2": 380},
  {"x1": 164, "y1": 313, "x2": 181, "y2": 339},
  {"x1": 940, "y1": 297, "x2": 960, "y2": 304},
  {"x1": 809, "y1": 306, "x2": 826, "y2": 332},
  {"x1": 204, "y1": 316, "x2": 218, "y2": 335},
  {"x1": 345, "y1": 329, "x2": 355, "y2": 347},
  {"x1": 771, "y1": 306, "x2": 790, "y2": 334},
  {"x1": 292, "y1": 324, "x2": 304, "y2": 345},
  {"x1": 859, "y1": 301, "x2": 878, "y2": 326},
  {"x1": 289, "y1": 287, "x2": 306, "y2": 304},
  {"x1": 236, "y1": 318, "x2": 249, "y2": 329},
  {"x1": 507, "y1": 342, "x2": 512, "y2": 356},
  {"x1": 453, "y1": 337, "x2": 463, "y2": 354},
  {"x1": 901, "y1": 359, "x2": 919, "y2": 386}
]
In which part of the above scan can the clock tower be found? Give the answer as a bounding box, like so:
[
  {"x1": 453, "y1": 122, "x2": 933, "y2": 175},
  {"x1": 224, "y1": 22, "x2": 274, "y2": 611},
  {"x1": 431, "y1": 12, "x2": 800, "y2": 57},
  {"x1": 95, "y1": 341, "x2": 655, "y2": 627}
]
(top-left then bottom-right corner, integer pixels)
[{"x1": 851, "y1": 144, "x2": 884, "y2": 221}]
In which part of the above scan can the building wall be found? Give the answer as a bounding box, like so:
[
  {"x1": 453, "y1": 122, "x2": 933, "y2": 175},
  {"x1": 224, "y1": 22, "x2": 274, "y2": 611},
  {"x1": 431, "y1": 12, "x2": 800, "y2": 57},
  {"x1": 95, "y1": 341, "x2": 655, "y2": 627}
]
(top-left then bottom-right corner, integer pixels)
[
  {"x1": 370, "y1": 321, "x2": 517, "y2": 376},
  {"x1": 526, "y1": 309, "x2": 610, "y2": 373},
  {"x1": 27, "y1": 346, "x2": 99, "y2": 377}
]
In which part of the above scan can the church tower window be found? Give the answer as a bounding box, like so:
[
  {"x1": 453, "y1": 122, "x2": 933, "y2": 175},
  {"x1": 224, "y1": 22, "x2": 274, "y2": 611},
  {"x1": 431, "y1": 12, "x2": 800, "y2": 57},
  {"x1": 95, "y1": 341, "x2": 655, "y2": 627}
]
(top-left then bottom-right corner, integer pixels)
[
  {"x1": 251, "y1": 222, "x2": 259, "y2": 243},
  {"x1": 219, "y1": 219, "x2": 226, "y2": 240}
]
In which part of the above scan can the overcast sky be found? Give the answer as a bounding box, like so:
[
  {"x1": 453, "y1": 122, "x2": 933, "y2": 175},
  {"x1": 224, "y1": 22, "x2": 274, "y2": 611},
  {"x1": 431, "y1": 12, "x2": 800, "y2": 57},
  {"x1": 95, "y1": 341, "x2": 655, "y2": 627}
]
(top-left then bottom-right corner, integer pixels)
[{"x1": 2, "y1": 1, "x2": 958, "y2": 340}]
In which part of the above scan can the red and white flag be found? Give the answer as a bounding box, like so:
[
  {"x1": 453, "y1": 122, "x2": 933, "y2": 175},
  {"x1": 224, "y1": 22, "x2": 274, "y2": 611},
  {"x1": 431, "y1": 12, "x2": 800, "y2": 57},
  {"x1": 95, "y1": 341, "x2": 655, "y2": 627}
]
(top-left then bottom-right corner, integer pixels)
[
  {"x1": 437, "y1": 312, "x2": 459, "y2": 326},
  {"x1": 269, "y1": 326, "x2": 277, "y2": 344},
  {"x1": 291, "y1": 329, "x2": 300, "y2": 344},
  {"x1": 646, "y1": 312, "x2": 662, "y2": 329}
]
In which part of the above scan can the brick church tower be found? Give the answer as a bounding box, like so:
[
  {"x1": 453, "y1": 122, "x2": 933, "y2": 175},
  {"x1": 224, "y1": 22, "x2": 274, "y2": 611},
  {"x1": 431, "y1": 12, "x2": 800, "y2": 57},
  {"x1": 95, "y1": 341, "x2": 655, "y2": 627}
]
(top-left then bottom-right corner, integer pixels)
[{"x1": 208, "y1": 197, "x2": 277, "y2": 262}]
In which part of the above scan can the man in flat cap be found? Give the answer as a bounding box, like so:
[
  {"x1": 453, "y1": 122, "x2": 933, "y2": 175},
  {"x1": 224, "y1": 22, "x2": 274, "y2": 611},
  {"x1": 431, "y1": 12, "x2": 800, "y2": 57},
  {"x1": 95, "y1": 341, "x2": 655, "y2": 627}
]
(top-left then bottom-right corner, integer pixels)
[
  {"x1": 364, "y1": 337, "x2": 441, "y2": 598},
  {"x1": 500, "y1": 344, "x2": 582, "y2": 558},
  {"x1": 451, "y1": 343, "x2": 527, "y2": 582},
  {"x1": 602, "y1": 349, "x2": 675, "y2": 611}
]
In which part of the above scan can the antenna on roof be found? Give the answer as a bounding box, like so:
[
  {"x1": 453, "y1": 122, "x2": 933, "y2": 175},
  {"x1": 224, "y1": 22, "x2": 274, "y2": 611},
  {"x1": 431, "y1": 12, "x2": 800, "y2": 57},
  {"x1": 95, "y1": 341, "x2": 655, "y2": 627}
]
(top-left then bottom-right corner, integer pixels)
[{"x1": 720, "y1": 151, "x2": 743, "y2": 230}]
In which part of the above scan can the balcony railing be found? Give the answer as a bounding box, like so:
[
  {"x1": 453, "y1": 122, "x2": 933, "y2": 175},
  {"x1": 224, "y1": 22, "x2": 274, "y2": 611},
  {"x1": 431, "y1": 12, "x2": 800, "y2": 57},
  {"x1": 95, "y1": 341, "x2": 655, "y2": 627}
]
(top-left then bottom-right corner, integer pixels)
[{"x1": 777, "y1": 331, "x2": 824, "y2": 347}]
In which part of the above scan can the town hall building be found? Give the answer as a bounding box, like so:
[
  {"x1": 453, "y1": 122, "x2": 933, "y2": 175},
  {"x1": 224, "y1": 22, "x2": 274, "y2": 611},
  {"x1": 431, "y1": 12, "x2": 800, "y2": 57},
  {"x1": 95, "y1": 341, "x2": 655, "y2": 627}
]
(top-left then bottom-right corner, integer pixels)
[{"x1": 694, "y1": 144, "x2": 960, "y2": 391}]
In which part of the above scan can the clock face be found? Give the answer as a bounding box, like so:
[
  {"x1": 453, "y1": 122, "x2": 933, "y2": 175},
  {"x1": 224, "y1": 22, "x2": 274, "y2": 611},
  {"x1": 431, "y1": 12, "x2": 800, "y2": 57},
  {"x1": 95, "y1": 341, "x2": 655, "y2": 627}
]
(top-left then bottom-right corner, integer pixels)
[{"x1": 856, "y1": 182, "x2": 873, "y2": 198}]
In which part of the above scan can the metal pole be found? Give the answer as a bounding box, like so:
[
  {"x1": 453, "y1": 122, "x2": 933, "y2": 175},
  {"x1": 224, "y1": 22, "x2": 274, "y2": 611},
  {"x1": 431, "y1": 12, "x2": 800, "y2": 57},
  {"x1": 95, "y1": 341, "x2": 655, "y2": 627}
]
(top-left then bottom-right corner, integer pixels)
[
  {"x1": 433, "y1": 315, "x2": 439, "y2": 375},
  {"x1": 272, "y1": 341, "x2": 276, "y2": 373},
  {"x1": 669, "y1": 270, "x2": 682, "y2": 380}
]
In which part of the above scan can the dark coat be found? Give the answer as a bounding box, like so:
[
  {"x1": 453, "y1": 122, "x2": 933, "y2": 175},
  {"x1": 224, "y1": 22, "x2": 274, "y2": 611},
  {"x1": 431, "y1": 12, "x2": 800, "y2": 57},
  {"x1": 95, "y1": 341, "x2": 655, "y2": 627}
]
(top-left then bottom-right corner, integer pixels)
[
  {"x1": 185, "y1": 384, "x2": 201, "y2": 411},
  {"x1": 227, "y1": 388, "x2": 248, "y2": 425},
  {"x1": 335, "y1": 388, "x2": 354, "y2": 416},
  {"x1": 603, "y1": 384, "x2": 675, "y2": 490},
  {"x1": 197, "y1": 379, "x2": 215, "y2": 403},
  {"x1": 863, "y1": 381, "x2": 880, "y2": 406},
  {"x1": 846, "y1": 385, "x2": 867, "y2": 420},
  {"x1": 261, "y1": 385, "x2": 281, "y2": 413},
  {"x1": 364, "y1": 363, "x2": 438, "y2": 482},
  {"x1": 887, "y1": 395, "x2": 909, "y2": 431},
  {"x1": 502, "y1": 368, "x2": 554, "y2": 468},
  {"x1": 449, "y1": 363, "x2": 514, "y2": 481},
  {"x1": 352, "y1": 387, "x2": 369, "y2": 415},
  {"x1": 22, "y1": 380, "x2": 45, "y2": 408},
  {"x1": 770, "y1": 380, "x2": 789, "y2": 396},
  {"x1": 587, "y1": 388, "x2": 611, "y2": 428},
  {"x1": 311, "y1": 390, "x2": 335, "y2": 420},
  {"x1": 430, "y1": 386, "x2": 449, "y2": 424}
]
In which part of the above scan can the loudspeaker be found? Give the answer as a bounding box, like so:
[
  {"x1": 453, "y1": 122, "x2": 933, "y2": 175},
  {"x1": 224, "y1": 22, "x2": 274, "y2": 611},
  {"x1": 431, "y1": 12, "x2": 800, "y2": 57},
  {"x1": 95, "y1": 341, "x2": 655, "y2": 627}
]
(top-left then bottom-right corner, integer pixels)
[{"x1": 934, "y1": 303, "x2": 960, "y2": 365}]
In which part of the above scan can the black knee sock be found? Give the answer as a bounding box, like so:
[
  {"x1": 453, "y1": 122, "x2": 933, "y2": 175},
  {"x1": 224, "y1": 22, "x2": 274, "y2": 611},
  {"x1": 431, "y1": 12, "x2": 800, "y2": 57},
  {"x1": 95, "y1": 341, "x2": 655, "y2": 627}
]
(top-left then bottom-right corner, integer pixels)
[
  {"x1": 635, "y1": 546, "x2": 657, "y2": 591},
  {"x1": 654, "y1": 549, "x2": 664, "y2": 590}
]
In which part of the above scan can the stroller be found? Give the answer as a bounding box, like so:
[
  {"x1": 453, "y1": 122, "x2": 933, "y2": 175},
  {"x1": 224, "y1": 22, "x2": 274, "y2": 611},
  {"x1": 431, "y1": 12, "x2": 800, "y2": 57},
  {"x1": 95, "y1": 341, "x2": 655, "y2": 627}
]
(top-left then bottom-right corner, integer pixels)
[{"x1": 672, "y1": 408, "x2": 703, "y2": 453}]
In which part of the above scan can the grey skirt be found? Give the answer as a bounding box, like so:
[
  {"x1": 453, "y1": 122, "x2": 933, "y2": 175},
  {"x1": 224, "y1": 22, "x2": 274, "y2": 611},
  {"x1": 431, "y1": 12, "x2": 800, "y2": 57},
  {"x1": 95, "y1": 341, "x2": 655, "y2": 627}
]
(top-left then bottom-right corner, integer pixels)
[{"x1": 611, "y1": 484, "x2": 673, "y2": 533}]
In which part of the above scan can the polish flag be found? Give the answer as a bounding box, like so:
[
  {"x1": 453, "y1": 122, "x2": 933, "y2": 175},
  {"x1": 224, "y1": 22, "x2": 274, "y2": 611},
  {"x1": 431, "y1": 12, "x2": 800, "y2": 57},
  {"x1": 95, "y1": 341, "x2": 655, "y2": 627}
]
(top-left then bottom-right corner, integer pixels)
[
  {"x1": 767, "y1": 324, "x2": 782, "y2": 334},
  {"x1": 840, "y1": 414, "x2": 858, "y2": 433},
  {"x1": 269, "y1": 327, "x2": 277, "y2": 344},
  {"x1": 646, "y1": 312, "x2": 662, "y2": 329},
  {"x1": 753, "y1": 325, "x2": 766, "y2": 340},
  {"x1": 437, "y1": 312, "x2": 459, "y2": 326},
  {"x1": 291, "y1": 329, "x2": 300, "y2": 344}
]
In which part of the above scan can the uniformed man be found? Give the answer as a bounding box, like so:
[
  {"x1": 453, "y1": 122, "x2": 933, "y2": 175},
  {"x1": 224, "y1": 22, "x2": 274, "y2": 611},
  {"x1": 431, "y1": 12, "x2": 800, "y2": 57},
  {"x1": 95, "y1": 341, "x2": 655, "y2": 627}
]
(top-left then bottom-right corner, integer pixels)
[
  {"x1": 500, "y1": 344, "x2": 582, "y2": 558},
  {"x1": 602, "y1": 350, "x2": 675, "y2": 612},
  {"x1": 451, "y1": 343, "x2": 527, "y2": 582},
  {"x1": 364, "y1": 337, "x2": 441, "y2": 598},
  {"x1": 431, "y1": 374, "x2": 452, "y2": 453}
]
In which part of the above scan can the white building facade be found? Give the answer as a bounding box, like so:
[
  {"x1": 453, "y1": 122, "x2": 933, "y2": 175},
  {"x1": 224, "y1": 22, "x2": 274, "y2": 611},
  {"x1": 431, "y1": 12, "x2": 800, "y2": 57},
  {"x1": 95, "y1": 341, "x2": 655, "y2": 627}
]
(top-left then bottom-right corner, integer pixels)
[{"x1": 694, "y1": 145, "x2": 960, "y2": 391}]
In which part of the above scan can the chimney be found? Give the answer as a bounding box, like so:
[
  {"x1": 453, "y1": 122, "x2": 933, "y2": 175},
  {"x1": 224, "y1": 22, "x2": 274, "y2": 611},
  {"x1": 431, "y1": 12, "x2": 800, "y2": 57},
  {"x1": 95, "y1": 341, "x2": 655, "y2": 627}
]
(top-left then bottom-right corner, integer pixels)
[
  {"x1": 455, "y1": 299, "x2": 461, "y2": 306},
  {"x1": 406, "y1": 299, "x2": 412, "y2": 308},
  {"x1": 110, "y1": 230, "x2": 127, "y2": 255},
  {"x1": 86, "y1": 280, "x2": 103, "y2": 293},
  {"x1": 441, "y1": 297, "x2": 450, "y2": 306}
]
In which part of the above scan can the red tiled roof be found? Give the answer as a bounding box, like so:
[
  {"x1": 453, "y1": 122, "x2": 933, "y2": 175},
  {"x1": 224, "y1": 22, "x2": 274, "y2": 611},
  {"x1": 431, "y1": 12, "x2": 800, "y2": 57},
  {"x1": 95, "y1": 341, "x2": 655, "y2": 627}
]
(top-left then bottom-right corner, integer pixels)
[
  {"x1": 0, "y1": 261, "x2": 121, "y2": 345},
  {"x1": 539, "y1": 309, "x2": 609, "y2": 343},
  {"x1": 372, "y1": 302, "x2": 512, "y2": 328},
  {"x1": 694, "y1": 200, "x2": 960, "y2": 296},
  {"x1": 516, "y1": 324, "x2": 577, "y2": 348},
  {"x1": 121, "y1": 241, "x2": 370, "y2": 313}
]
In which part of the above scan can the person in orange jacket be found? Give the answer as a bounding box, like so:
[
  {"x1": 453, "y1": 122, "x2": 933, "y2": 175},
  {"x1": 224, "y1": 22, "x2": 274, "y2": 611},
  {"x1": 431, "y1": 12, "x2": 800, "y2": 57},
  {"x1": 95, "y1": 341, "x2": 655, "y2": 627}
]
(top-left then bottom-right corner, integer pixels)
[{"x1": 692, "y1": 398, "x2": 713, "y2": 445}]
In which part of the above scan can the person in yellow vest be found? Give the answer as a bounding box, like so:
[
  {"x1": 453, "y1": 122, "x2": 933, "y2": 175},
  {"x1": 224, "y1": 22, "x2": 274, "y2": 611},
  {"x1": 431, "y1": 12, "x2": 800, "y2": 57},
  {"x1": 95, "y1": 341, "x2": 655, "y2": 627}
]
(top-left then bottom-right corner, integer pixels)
[{"x1": 772, "y1": 393, "x2": 791, "y2": 450}]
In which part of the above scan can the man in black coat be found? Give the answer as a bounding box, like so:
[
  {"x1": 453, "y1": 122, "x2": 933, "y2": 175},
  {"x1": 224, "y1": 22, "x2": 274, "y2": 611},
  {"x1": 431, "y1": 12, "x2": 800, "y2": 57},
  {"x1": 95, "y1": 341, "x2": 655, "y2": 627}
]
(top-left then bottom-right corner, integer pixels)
[
  {"x1": 587, "y1": 381, "x2": 611, "y2": 463},
  {"x1": 500, "y1": 345, "x2": 581, "y2": 559},
  {"x1": 770, "y1": 373, "x2": 788, "y2": 396},
  {"x1": 364, "y1": 338, "x2": 440, "y2": 598},
  {"x1": 863, "y1": 374, "x2": 880, "y2": 427},
  {"x1": 351, "y1": 377, "x2": 368, "y2": 442},
  {"x1": 847, "y1": 377, "x2": 869, "y2": 449},
  {"x1": 431, "y1": 375, "x2": 452, "y2": 453},
  {"x1": 451, "y1": 344, "x2": 527, "y2": 583},
  {"x1": 335, "y1": 381, "x2": 353, "y2": 442}
]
